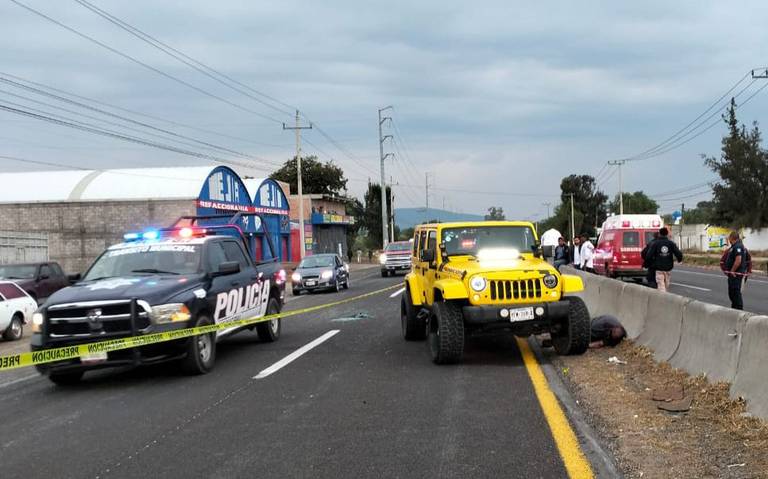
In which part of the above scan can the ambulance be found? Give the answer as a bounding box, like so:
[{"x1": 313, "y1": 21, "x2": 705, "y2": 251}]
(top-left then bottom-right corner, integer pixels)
[{"x1": 593, "y1": 214, "x2": 664, "y2": 280}]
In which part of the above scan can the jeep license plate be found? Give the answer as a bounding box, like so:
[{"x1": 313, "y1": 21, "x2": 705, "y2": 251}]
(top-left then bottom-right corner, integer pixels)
[
  {"x1": 508, "y1": 307, "x2": 535, "y2": 322},
  {"x1": 80, "y1": 351, "x2": 107, "y2": 364}
]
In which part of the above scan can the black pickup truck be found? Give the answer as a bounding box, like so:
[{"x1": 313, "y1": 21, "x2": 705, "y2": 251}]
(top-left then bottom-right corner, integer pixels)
[{"x1": 30, "y1": 214, "x2": 286, "y2": 385}]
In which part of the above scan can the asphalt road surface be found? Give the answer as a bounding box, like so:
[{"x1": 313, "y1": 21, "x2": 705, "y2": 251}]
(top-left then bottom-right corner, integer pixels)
[
  {"x1": 666, "y1": 265, "x2": 768, "y2": 315},
  {"x1": 0, "y1": 267, "x2": 599, "y2": 479}
]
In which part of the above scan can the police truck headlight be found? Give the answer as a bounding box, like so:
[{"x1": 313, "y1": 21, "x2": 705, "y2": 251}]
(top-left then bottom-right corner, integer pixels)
[
  {"x1": 32, "y1": 312, "x2": 44, "y2": 333},
  {"x1": 151, "y1": 304, "x2": 191, "y2": 324},
  {"x1": 291, "y1": 272, "x2": 301, "y2": 283},
  {"x1": 321, "y1": 270, "x2": 333, "y2": 280},
  {"x1": 470, "y1": 276, "x2": 487, "y2": 292},
  {"x1": 543, "y1": 274, "x2": 558, "y2": 289}
]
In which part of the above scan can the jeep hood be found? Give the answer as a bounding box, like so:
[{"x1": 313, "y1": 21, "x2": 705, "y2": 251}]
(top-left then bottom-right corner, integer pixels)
[{"x1": 440, "y1": 255, "x2": 557, "y2": 277}]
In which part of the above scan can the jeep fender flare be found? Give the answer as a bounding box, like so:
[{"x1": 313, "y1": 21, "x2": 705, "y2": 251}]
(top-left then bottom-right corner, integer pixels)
[
  {"x1": 433, "y1": 278, "x2": 468, "y2": 301},
  {"x1": 560, "y1": 274, "x2": 584, "y2": 294},
  {"x1": 404, "y1": 273, "x2": 424, "y2": 306}
]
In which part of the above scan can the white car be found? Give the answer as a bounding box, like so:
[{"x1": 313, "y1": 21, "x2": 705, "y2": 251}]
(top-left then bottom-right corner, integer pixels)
[{"x1": 0, "y1": 281, "x2": 37, "y2": 341}]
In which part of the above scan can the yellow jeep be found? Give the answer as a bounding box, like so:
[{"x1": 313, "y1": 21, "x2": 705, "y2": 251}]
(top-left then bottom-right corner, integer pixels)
[{"x1": 401, "y1": 221, "x2": 590, "y2": 364}]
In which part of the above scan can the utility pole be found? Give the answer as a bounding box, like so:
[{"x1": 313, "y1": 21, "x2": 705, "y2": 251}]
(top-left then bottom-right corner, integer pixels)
[
  {"x1": 543, "y1": 202, "x2": 551, "y2": 218},
  {"x1": 608, "y1": 159, "x2": 626, "y2": 215},
  {"x1": 389, "y1": 176, "x2": 395, "y2": 242},
  {"x1": 283, "y1": 110, "x2": 312, "y2": 259},
  {"x1": 378, "y1": 106, "x2": 393, "y2": 247},
  {"x1": 425, "y1": 172, "x2": 430, "y2": 222},
  {"x1": 568, "y1": 193, "x2": 575, "y2": 241}
]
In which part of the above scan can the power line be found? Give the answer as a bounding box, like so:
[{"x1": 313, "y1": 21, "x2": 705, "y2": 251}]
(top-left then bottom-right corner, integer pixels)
[
  {"x1": 0, "y1": 71, "x2": 289, "y2": 149},
  {"x1": 10, "y1": 0, "x2": 285, "y2": 125},
  {"x1": 72, "y1": 0, "x2": 296, "y2": 117}
]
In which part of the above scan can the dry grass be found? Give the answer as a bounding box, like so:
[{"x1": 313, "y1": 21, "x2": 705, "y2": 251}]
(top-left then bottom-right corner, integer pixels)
[{"x1": 548, "y1": 340, "x2": 768, "y2": 478}]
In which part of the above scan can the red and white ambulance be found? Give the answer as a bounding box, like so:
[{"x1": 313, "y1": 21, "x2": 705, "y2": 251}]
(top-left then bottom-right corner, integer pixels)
[{"x1": 593, "y1": 214, "x2": 664, "y2": 280}]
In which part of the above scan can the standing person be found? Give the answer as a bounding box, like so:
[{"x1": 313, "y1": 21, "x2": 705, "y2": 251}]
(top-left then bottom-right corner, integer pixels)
[
  {"x1": 724, "y1": 231, "x2": 748, "y2": 310},
  {"x1": 580, "y1": 234, "x2": 595, "y2": 273},
  {"x1": 571, "y1": 236, "x2": 582, "y2": 270},
  {"x1": 367, "y1": 250, "x2": 373, "y2": 263},
  {"x1": 642, "y1": 232, "x2": 659, "y2": 289},
  {"x1": 645, "y1": 227, "x2": 683, "y2": 293},
  {"x1": 553, "y1": 237, "x2": 570, "y2": 271}
]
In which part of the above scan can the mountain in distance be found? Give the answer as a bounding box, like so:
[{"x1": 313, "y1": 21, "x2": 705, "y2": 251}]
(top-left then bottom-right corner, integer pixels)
[{"x1": 394, "y1": 207, "x2": 484, "y2": 229}]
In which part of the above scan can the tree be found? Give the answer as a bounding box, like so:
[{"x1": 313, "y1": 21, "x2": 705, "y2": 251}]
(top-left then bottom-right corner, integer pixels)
[
  {"x1": 558, "y1": 175, "x2": 608, "y2": 237},
  {"x1": 485, "y1": 206, "x2": 505, "y2": 220},
  {"x1": 608, "y1": 191, "x2": 658, "y2": 214},
  {"x1": 705, "y1": 98, "x2": 768, "y2": 228},
  {"x1": 359, "y1": 182, "x2": 392, "y2": 249},
  {"x1": 398, "y1": 227, "x2": 415, "y2": 241},
  {"x1": 683, "y1": 201, "x2": 716, "y2": 224},
  {"x1": 270, "y1": 155, "x2": 348, "y2": 195}
]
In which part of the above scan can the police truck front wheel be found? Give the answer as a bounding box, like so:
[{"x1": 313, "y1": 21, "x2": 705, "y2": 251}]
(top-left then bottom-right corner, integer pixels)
[
  {"x1": 181, "y1": 316, "x2": 216, "y2": 374},
  {"x1": 256, "y1": 298, "x2": 281, "y2": 342},
  {"x1": 551, "y1": 297, "x2": 590, "y2": 356},
  {"x1": 428, "y1": 301, "x2": 464, "y2": 364}
]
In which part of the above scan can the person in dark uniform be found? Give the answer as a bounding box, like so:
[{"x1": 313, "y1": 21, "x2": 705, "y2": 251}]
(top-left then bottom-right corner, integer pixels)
[
  {"x1": 641, "y1": 232, "x2": 659, "y2": 289},
  {"x1": 645, "y1": 227, "x2": 683, "y2": 292},
  {"x1": 724, "y1": 231, "x2": 747, "y2": 310},
  {"x1": 590, "y1": 315, "x2": 626, "y2": 347}
]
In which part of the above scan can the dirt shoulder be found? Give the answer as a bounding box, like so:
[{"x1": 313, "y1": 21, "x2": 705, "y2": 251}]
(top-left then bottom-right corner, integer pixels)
[{"x1": 542, "y1": 340, "x2": 768, "y2": 478}]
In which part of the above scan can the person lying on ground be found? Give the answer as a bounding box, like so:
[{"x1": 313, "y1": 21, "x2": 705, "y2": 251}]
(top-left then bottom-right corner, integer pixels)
[{"x1": 589, "y1": 315, "x2": 626, "y2": 348}]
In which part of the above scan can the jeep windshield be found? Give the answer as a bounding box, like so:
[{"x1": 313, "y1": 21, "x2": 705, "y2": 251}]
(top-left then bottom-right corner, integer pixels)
[
  {"x1": 83, "y1": 243, "x2": 202, "y2": 280},
  {"x1": 441, "y1": 226, "x2": 536, "y2": 257}
]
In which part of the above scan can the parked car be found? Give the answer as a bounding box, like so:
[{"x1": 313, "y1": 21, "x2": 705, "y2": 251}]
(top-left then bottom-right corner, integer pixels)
[
  {"x1": 0, "y1": 262, "x2": 71, "y2": 304},
  {"x1": 291, "y1": 254, "x2": 350, "y2": 295},
  {"x1": 0, "y1": 281, "x2": 38, "y2": 341}
]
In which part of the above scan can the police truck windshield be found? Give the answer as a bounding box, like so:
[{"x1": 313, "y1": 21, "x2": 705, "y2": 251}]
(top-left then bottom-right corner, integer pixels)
[
  {"x1": 442, "y1": 226, "x2": 536, "y2": 257},
  {"x1": 83, "y1": 244, "x2": 202, "y2": 280}
]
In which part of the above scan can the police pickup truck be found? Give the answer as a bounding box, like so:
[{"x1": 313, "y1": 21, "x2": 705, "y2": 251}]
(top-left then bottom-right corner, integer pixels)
[{"x1": 30, "y1": 214, "x2": 286, "y2": 385}]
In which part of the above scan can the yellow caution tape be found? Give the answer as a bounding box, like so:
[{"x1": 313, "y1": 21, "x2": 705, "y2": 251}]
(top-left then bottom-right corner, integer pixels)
[{"x1": 0, "y1": 283, "x2": 401, "y2": 372}]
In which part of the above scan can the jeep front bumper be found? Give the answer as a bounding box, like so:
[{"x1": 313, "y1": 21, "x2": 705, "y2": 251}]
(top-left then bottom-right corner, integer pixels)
[{"x1": 462, "y1": 300, "x2": 570, "y2": 326}]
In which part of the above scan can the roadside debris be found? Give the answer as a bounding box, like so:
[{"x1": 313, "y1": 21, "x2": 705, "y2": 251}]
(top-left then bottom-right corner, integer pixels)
[{"x1": 608, "y1": 356, "x2": 627, "y2": 365}]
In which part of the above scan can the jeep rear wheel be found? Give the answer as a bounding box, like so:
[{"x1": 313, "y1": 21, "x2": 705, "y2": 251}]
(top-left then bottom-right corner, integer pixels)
[
  {"x1": 552, "y1": 297, "x2": 590, "y2": 356},
  {"x1": 428, "y1": 301, "x2": 464, "y2": 364},
  {"x1": 401, "y1": 289, "x2": 426, "y2": 341}
]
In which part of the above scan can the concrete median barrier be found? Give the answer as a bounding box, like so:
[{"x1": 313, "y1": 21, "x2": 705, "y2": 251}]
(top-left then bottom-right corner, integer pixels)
[
  {"x1": 635, "y1": 292, "x2": 691, "y2": 362},
  {"x1": 731, "y1": 315, "x2": 768, "y2": 418},
  {"x1": 616, "y1": 282, "x2": 651, "y2": 339},
  {"x1": 669, "y1": 301, "x2": 748, "y2": 383}
]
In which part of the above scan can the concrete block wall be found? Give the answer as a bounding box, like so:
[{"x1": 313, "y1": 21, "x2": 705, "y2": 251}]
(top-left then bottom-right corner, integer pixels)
[
  {"x1": 568, "y1": 267, "x2": 768, "y2": 420},
  {"x1": 0, "y1": 199, "x2": 195, "y2": 274}
]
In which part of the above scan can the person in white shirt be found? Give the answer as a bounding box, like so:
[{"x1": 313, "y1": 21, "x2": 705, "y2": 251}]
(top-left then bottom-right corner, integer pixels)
[
  {"x1": 571, "y1": 236, "x2": 582, "y2": 270},
  {"x1": 579, "y1": 234, "x2": 595, "y2": 273}
]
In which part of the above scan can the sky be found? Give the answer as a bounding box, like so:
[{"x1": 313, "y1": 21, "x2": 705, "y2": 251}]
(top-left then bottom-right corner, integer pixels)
[{"x1": 2, "y1": 0, "x2": 768, "y2": 219}]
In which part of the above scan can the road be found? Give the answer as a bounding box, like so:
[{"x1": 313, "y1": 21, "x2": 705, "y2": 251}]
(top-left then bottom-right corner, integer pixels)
[
  {"x1": 666, "y1": 265, "x2": 768, "y2": 315},
  {"x1": 0, "y1": 266, "x2": 603, "y2": 479}
]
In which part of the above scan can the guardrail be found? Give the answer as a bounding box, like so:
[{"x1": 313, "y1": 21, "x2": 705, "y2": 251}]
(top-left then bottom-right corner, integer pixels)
[{"x1": 566, "y1": 267, "x2": 768, "y2": 420}]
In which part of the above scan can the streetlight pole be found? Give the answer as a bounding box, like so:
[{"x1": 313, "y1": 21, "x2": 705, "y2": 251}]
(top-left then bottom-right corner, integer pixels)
[{"x1": 608, "y1": 159, "x2": 626, "y2": 215}]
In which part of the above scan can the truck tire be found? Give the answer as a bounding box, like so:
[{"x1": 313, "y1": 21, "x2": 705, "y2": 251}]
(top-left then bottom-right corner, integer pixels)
[
  {"x1": 428, "y1": 301, "x2": 464, "y2": 364},
  {"x1": 401, "y1": 289, "x2": 426, "y2": 341},
  {"x1": 552, "y1": 297, "x2": 590, "y2": 356},
  {"x1": 256, "y1": 298, "x2": 281, "y2": 342},
  {"x1": 381, "y1": 270, "x2": 389, "y2": 278},
  {"x1": 2, "y1": 314, "x2": 23, "y2": 341},
  {"x1": 48, "y1": 371, "x2": 84, "y2": 386},
  {"x1": 181, "y1": 315, "x2": 216, "y2": 375}
]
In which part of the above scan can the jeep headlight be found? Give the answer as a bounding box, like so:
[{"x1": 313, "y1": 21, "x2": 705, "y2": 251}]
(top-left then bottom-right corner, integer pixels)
[
  {"x1": 470, "y1": 276, "x2": 487, "y2": 292},
  {"x1": 32, "y1": 312, "x2": 44, "y2": 333},
  {"x1": 321, "y1": 270, "x2": 334, "y2": 280},
  {"x1": 543, "y1": 274, "x2": 558, "y2": 289},
  {"x1": 151, "y1": 303, "x2": 191, "y2": 324}
]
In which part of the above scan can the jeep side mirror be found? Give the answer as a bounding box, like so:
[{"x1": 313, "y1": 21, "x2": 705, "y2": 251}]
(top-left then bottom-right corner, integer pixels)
[
  {"x1": 213, "y1": 261, "x2": 240, "y2": 277},
  {"x1": 531, "y1": 244, "x2": 542, "y2": 258},
  {"x1": 421, "y1": 249, "x2": 435, "y2": 263}
]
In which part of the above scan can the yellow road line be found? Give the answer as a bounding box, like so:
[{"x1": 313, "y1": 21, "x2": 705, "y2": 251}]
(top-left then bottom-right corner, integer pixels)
[{"x1": 516, "y1": 338, "x2": 594, "y2": 479}]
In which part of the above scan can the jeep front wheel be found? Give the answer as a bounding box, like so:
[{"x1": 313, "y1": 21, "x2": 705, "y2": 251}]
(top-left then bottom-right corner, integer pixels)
[
  {"x1": 401, "y1": 289, "x2": 426, "y2": 341},
  {"x1": 551, "y1": 297, "x2": 590, "y2": 356},
  {"x1": 428, "y1": 301, "x2": 464, "y2": 364}
]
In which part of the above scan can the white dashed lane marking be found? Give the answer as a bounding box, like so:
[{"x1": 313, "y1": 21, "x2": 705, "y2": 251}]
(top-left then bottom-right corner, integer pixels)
[
  {"x1": 254, "y1": 330, "x2": 340, "y2": 379},
  {"x1": 389, "y1": 287, "x2": 406, "y2": 298}
]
